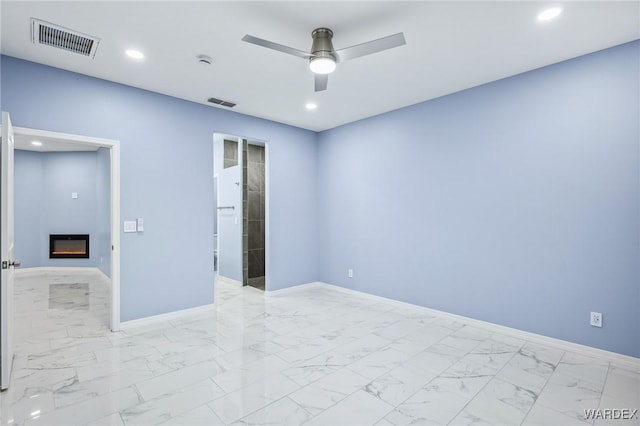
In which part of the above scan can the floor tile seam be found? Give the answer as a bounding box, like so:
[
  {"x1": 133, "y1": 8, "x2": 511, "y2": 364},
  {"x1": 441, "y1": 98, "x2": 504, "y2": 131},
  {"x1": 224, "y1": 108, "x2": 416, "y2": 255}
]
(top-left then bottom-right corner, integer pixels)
[
  {"x1": 232, "y1": 395, "x2": 307, "y2": 425},
  {"x1": 550, "y1": 368, "x2": 609, "y2": 393},
  {"x1": 503, "y1": 342, "x2": 558, "y2": 426},
  {"x1": 31, "y1": 382, "x2": 138, "y2": 425},
  {"x1": 287, "y1": 365, "x2": 372, "y2": 424},
  {"x1": 130, "y1": 375, "x2": 224, "y2": 411},
  {"x1": 2, "y1": 369, "x2": 78, "y2": 423},
  {"x1": 128, "y1": 379, "x2": 224, "y2": 426},
  {"x1": 533, "y1": 364, "x2": 604, "y2": 426},
  {"x1": 128, "y1": 360, "x2": 220, "y2": 403},
  {"x1": 297, "y1": 386, "x2": 395, "y2": 426},
  {"x1": 357, "y1": 362, "x2": 438, "y2": 413},
  {"x1": 442, "y1": 346, "x2": 518, "y2": 425},
  {"x1": 595, "y1": 364, "x2": 613, "y2": 415},
  {"x1": 532, "y1": 400, "x2": 595, "y2": 426}
]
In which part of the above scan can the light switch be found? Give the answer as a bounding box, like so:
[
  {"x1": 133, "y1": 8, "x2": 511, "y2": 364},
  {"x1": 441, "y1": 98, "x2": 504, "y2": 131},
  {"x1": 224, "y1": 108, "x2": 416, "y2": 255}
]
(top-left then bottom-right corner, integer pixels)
[
  {"x1": 72, "y1": 192, "x2": 79, "y2": 199},
  {"x1": 123, "y1": 221, "x2": 137, "y2": 233},
  {"x1": 136, "y1": 218, "x2": 144, "y2": 232}
]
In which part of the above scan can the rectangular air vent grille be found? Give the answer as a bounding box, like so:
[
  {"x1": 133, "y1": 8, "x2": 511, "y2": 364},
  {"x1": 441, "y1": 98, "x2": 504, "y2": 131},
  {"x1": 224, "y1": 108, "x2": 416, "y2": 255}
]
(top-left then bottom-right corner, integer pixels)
[
  {"x1": 207, "y1": 97, "x2": 236, "y2": 108},
  {"x1": 31, "y1": 18, "x2": 100, "y2": 58}
]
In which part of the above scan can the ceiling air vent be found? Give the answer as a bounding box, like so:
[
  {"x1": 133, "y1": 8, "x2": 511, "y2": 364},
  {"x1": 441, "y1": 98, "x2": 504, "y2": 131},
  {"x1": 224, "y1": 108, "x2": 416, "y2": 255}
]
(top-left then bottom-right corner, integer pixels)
[
  {"x1": 31, "y1": 18, "x2": 100, "y2": 58},
  {"x1": 207, "y1": 97, "x2": 236, "y2": 108}
]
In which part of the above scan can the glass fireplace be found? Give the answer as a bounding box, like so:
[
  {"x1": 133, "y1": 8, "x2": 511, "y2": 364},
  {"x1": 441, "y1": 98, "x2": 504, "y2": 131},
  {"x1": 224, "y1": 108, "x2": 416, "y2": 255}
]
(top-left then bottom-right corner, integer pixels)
[{"x1": 49, "y1": 234, "x2": 90, "y2": 259}]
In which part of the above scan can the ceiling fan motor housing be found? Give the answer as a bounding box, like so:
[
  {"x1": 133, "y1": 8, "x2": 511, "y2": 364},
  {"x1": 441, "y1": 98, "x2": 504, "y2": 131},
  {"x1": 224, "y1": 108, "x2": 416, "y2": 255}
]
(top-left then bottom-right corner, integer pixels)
[{"x1": 310, "y1": 28, "x2": 336, "y2": 61}]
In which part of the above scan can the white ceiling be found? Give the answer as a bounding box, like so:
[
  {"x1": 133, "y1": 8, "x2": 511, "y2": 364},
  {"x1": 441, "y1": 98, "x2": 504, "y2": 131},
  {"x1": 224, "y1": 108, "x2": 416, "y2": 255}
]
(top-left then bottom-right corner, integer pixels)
[
  {"x1": 1, "y1": 1, "x2": 638, "y2": 132},
  {"x1": 14, "y1": 132, "x2": 98, "y2": 152}
]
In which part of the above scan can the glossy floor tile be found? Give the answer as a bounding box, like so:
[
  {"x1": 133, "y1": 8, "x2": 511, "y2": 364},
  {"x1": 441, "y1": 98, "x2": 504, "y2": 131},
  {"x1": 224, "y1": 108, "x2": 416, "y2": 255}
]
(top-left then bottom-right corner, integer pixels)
[{"x1": 1, "y1": 269, "x2": 638, "y2": 425}]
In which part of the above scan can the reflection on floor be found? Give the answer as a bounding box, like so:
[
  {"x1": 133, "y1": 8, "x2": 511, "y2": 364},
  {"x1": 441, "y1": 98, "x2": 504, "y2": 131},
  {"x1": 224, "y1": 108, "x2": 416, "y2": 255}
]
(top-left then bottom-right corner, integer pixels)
[
  {"x1": 48, "y1": 283, "x2": 91, "y2": 310},
  {"x1": 247, "y1": 276, "x2": 265, "y2": 291},
  {"x1": 1, "y1": 272, "x2": 638, "y2": 426}
]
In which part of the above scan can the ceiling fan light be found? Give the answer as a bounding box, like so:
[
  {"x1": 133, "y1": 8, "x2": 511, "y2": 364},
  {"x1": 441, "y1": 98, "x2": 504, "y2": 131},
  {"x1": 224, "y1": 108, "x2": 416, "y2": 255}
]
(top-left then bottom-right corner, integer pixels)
[{"x1": 309, "y1": 57, "x2": 336, "y2": 74}]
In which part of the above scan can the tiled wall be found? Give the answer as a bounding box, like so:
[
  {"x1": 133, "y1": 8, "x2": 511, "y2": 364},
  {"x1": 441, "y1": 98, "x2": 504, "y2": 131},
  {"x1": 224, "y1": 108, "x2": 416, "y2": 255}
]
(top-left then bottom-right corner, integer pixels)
[{"x1": 247, "y1": 144, "x2": 265, "y2": 279}]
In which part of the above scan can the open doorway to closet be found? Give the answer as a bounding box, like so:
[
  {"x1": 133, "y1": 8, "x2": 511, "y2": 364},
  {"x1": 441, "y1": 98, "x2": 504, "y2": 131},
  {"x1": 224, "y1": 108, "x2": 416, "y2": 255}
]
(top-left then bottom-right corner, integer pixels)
[{"x1": 213, "y1": 133, "x2": 268, "y2": 291}]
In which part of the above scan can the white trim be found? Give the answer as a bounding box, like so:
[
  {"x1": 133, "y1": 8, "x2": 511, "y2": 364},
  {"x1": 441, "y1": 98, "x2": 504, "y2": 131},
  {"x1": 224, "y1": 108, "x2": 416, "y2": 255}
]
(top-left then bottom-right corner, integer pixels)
[
  {"x1": 14, "y1": 266, "x2": 102, "y2": 275},
  {"x1": 263, "y1": 142, "x2": 270, "y2": 292},
  {"x1": 313, "y1": 282, "x2": 639, "y2": 370},
  {"x1": 215, "y1": 275, "x2": 243, "y2": 287},
  {"x1": 15, "y1": 266, "x2": 110, "y2": 285},
  {"x1": 110, "y1": 142, "x2": 121, "y2": 331},
  {"x1": 264, "y1": 281, "x2": 324, "y2": 297},
  {"x1": 13, "y1": 126, "x2": 117, "y2": 148},
  {"x1": 12, "y1": 126, "x2": 121, "y2": 332},
  {"x1": 120, "y1": 303, "x2": 215, "y2": 330}
]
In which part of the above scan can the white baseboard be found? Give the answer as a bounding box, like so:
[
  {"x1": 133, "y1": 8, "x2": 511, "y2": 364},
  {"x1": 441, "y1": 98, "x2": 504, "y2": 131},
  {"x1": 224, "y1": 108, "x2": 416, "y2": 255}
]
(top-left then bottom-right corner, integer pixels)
[
  {"x1": 120, "y1": 303, "x2": 216, "y2": 330},
  {"x1": 315, "y1": 282, "x2": 639, "y2": 370},
  {"x1": 265, "y1": 281, "x2": 324, "y2": 297},
  {"x1": 215, "y1": 275, "x2": 243, "y2": 287},
  {"x1": 95, "y1": 268, "x2": 111, "y2": 284},
  {"x1": 15, "y1": 266, "x2": 106, "y2": 276},
  {"x1": 15, "y1": 267, "x2": 110, "y2": 288}
]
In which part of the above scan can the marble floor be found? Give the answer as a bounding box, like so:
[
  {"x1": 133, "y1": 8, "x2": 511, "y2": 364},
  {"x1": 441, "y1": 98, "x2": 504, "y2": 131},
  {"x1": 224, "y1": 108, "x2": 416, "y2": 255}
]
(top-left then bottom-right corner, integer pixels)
[{"x1": 1, "y1": 270, "x2": 638, "y2": 426}]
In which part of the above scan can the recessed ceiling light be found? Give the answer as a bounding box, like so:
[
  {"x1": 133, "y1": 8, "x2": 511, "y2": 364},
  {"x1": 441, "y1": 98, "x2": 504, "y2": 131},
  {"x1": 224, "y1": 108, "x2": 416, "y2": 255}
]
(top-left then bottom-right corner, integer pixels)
[
  {"x1": 125, "y1": 49, "x2": 144, "y2": 59},
  {"x1": 305, "y1": 103, "x2": 317, "y2": 110},
  {"x1": 31, "y1": 141, "x2": 42, "y2": 146},
  {"x1": 537, "y1": 7, "x2": 562, "y2": 22}
]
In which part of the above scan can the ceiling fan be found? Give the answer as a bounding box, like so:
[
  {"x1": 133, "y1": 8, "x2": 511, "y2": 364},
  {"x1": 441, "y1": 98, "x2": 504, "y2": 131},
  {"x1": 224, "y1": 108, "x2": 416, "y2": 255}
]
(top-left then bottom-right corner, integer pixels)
[{"x1": 241, "y1": 28, "x2": 406, "y2": 92}]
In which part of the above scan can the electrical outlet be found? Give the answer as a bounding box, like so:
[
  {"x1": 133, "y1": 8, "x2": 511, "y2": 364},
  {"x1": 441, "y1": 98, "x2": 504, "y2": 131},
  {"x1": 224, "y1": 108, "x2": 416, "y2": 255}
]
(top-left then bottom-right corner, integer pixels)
[
  {"x1": 348, "y1": 268, "x2": 353, "y2": 278},
  {"x1": 590, "y1": 312, "x2": 602, "y2": 328}
]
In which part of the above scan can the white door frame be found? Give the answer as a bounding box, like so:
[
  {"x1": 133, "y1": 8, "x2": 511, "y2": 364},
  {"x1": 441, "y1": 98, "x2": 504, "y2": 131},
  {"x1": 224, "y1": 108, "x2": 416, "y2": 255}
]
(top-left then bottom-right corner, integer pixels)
[{"x1": 13, "y1": 126, "x2": 121, "y2": 331}]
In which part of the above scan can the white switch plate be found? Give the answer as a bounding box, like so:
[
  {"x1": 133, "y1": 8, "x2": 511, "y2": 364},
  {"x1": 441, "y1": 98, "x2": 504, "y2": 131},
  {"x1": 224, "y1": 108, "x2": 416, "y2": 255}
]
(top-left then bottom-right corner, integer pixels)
[
  {"x1": 348, "y1": 268, "x2": 353, "y2": 278},
  {"x1": 123, "y1": 221, "x2": 137, "y2": 233},
  {"x1": 71, "y1": 192, "x2": 78, "y2": 199},
  {"x1": 136, "y1": 218, "x2": 144, "y2": 232}
]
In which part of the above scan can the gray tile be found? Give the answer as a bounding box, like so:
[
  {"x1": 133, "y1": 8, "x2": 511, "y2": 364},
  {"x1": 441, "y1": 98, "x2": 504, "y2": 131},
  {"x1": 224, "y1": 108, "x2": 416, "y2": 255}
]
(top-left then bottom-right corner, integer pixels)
[
  {"x1": 248, "y1": 191, "x2": 261, "y2": 221},
  {"x1": 248, "y1": 249, "x2": 265, "y2": 278},
  {"x1": 248, "y1": 164, "x2": 261, "y2": 192},
  {"x1": 248, "y1": 145, "x2": 263, "y2": 163},
  {"x1": 248, "y1": 220, "x2": 264, "y2": 250}
]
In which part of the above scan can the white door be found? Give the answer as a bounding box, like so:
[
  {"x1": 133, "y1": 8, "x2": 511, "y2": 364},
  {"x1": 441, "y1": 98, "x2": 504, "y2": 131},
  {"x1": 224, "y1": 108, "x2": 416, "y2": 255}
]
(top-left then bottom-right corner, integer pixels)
[
  {"x1": 217, "y1": 158, "x2": 243, "y2": 282},
  {"x1": 1, "y1": 111, "x2": 17, "y2": 390}
]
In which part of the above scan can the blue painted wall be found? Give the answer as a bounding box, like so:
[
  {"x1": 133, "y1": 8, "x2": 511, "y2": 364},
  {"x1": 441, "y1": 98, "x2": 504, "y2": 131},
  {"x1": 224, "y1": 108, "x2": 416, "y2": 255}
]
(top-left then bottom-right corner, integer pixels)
[
  {"x1": 41, "y1": 152, "x2": 98, "y2": 267},
  {"x1": 318, "y1": 41, "x2": 640, "y2": 357},
  {"x1": 1, "y1": 55, "x2": 318, "y2": 321},
  {"x1": 14, "y1": 150, "x2": 43, "y2": 268},
  {"x1": 3, "y1": 40, "x2": 638, "y2": 357},
  {"x1": 14, "y1": 150, "x2": 104, "y2": 269}
]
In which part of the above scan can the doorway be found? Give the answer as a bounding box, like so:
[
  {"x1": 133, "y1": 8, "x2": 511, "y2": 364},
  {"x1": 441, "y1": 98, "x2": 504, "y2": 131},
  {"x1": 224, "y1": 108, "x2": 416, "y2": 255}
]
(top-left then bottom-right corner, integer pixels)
[
  {"x1": 213, "y1": 133, "x2": 268, "y2": 291},
  {"x1": 11, "y1": 126, "x2": 121, "y2": 330}
]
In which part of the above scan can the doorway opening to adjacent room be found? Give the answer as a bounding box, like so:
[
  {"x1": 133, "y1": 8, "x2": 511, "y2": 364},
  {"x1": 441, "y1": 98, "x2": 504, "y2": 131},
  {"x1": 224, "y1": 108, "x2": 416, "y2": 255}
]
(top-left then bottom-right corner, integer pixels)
[
  {"x1": 213, "y1": 133, "x2": 268, "y2": 292},
  {"x1": 1, "y1": 117, "x2": 121, "y2": 391},
  {"x1": 13, "y1": 126, "x2": 120, "y2": 329}
]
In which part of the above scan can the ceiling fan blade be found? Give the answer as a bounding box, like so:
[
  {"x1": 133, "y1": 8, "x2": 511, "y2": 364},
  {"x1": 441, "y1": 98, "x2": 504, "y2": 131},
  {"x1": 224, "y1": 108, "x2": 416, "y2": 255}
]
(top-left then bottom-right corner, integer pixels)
[
  {"x1": 335, "y1": 32, "x2": 406, "y2": 62},
  {"x1": 315, "y1": 74, "x2": 328, "y2": 92},
  {"x1": 241, "y1": 34, "x2": 312, "y2": 60}
]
